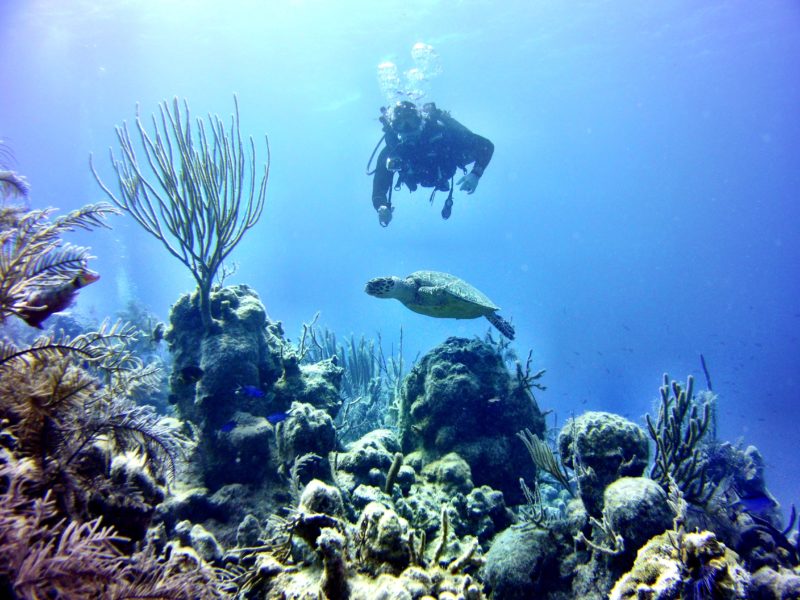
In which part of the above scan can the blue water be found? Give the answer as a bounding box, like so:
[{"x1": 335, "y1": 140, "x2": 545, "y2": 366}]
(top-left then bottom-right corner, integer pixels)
[{"x1": 2, "y1": 1, "x2": 798, "y2": 515}]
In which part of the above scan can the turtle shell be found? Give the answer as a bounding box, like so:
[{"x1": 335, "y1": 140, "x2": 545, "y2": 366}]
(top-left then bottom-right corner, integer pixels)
[{"x1": 406, "y1": 270, "x2": 499, "y2": 318}]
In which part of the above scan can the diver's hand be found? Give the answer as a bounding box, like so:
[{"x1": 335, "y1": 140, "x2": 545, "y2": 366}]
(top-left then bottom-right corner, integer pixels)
[
  {"x1": 377, "y1": 205, "x2": 394, "y2": 227},
  {"x1": 457, "y1": 172, "x2": 480, "y2": 194}
]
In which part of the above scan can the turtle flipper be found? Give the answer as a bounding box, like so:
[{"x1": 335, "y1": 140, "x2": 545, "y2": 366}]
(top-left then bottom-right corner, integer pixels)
[{"x1": 486, "y1": 313, "x2": 515, "y2": 340}]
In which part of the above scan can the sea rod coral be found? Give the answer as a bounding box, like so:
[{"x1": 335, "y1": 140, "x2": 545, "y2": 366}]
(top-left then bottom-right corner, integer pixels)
[{"x1": 91, "y1": 95, "x2": 270, "y2": 333}]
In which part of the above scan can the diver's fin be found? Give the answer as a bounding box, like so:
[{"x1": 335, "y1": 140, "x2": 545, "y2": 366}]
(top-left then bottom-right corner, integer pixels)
[{"x1": 441, "y1": 197, "x2": 453, "y2": 220}]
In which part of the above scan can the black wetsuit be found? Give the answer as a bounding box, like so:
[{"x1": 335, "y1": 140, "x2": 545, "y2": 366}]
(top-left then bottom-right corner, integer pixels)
[{"x1": 371, "y1": 109, "x2": 494, "y2": 211}]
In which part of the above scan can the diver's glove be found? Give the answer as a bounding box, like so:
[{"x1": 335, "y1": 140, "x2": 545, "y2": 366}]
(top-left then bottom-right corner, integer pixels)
[
  {"x1": 457, "y1": 172, "x2": 480, "y2": 194},
  {"x1": 377, "y1": 204, "x2": 394, "y2": 227}
]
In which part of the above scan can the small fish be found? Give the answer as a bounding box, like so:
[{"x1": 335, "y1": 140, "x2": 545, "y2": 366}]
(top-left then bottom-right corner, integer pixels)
[
  {"x1": 19, "y1": 270, "x2": 100, "y2": 328},
  {"x1": 219, "y1": 420, "x2": 237, "y2": 433},
  {"x1": 237, "y1": 384, "x2": 265, "y2": 399},
  {"x1": 266, "y1": 412, "x2": 288, "y2": 425},
  {"x1": 178, "y1": 365, "x2": 204, "y2": 385}
]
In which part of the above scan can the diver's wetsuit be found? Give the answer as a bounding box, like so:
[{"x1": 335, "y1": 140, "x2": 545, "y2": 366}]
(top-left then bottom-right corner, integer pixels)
[{"x1": 371, "y1": 110, "x2": 494, "y2": 211}]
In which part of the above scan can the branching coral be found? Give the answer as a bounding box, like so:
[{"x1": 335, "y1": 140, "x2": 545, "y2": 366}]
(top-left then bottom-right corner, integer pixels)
[
  {"x1": 91, "y1": 96, "x2": 269, "y2": 333},
  {"x1": 647, "y1": 374, "x2": 714, "y2": 505}
]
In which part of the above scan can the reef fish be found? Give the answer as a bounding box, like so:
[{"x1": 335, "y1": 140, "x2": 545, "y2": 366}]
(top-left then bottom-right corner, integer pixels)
[
  {"x1": 219, "y1": 420, "x2": 237, "y2": 433},
  {"x1": 266, "y1": 412, "x2": 288, "y2": 425},
  {"x1": 19, "y1": 270, "x2": 100, "y2": 328},
  {"x1": 237, "y1": 384, "x2": 265, "y2": 398}
]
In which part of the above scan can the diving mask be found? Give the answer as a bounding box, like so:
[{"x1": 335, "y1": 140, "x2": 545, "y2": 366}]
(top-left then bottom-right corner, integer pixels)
[{"x1": 389, "y1": 101, "x2": 423, "y2": 141}]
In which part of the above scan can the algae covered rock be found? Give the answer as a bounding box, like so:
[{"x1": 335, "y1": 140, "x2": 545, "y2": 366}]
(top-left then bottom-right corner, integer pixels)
[
  {"x1": 335, "y1": 429, "x2": 402, "y2": 493},
  {"x1": 483, "y1": 525, "x2": 569, "y2": 598},
  {"x1": 558, "y1": 411, "x2": 649, "y2": 517},
  {"x1": 299, "y1": 479, "x2": 345, "y2": 518},
  {"x1": 750, "y1": 565, "x2": 800, "y2": 599},
  {"x1": 398, "y1": 336, "x2": 545, "y2": 503},
  {"x1": 610, "y1": 530, "x2": 751, "y2": 599},
  {"x1": 205, "y1": 411, "x2": 274, "y2": 485},
  {"x1": 279, "y1": 402, "x2": 336, "y2": 477},
  {"x1": 420, "y1": 453, "x2": 474, "y2": 495},
  {"x1": 603, "y1": 476, "x2": 674, "y2": 564},
  {"x1": 166, "y1": 284, "x2": 286, "y2": 487},
  {"x1": 273, "y1": 355, "x2": 344, "y2": 416},
  {"x1": 357, "y1": 502, "x2": 414, "y2": 574}
]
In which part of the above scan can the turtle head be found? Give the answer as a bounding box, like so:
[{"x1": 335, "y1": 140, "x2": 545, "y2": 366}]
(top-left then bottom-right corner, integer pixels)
[{"x1": 365, "y1": 276, "x2": 402, "y2": 298}]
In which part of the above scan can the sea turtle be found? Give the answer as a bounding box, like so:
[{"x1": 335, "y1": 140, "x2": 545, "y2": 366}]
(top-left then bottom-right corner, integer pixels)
[{"x1": 365, "y1": 270, "x2": 515, "y2": 340}]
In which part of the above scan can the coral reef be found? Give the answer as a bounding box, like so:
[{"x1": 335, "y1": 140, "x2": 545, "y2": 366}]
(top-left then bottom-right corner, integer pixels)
[
  {"x1": 3, "y1": 135, "x2": 795, "y2": 600},
  {"x1": 397, "y1": 336, "x2": 545, "y2": 503},
  {"x1": 0, "y1": 198, "x2": 225, "y2": 598}
]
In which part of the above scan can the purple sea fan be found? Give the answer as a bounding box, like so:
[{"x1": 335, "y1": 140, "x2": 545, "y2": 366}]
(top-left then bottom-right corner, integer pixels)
[{"x1": 0, "y1": 170, "x2": 30, "y2": 199}]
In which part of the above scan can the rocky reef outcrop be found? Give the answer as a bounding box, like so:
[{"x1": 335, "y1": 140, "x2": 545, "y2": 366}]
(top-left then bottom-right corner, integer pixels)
[
  {"x1": 397, "y1": 336, "x2": 546, "y2": 503},
  {"x1": 558, "y1": 411, "x2": 650, "y2": 518},
  {"x1": 165, "y1": 284, "x2": 343, "y2": 490}
]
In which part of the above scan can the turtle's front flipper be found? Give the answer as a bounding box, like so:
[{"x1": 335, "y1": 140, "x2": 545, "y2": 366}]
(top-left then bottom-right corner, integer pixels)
[{"x1": 486, "y1": 313, "x2": 515, "y2": 340}]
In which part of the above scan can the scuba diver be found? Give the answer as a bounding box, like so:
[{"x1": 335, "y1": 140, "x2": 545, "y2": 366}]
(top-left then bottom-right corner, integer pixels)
[{"x1": 367, "y1": 100, "x2": 494, "y2": 227}]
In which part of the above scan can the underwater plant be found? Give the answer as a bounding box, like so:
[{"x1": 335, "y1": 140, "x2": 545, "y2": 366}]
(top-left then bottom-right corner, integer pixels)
[
  {"x1": 91, "y1": 96, "x2": 269, "y2": 333},
  {"x1": 299, "y1": 316, "x2": 409, "y2": 442},
  {"x1": 516, "y1": 427, "x2": 573, "y2": 497},
  {"x1": 0, "y1": 198, "x2": 221, "y2": 597},
  {"x1": 0, "y1": 454, "x2": 226, "y2": 599}
]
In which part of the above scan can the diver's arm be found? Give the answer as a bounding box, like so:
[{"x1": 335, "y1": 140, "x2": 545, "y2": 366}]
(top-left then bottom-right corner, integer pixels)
[
  {"x1": 372, "y1": 146, "x2": 394, "y2": 210},
  {"x1": 467, "y1": 133, "x2": 494, "y2": 177},
  {"x1": 447, "y1": 120, "x2": 494, "y2": 194},
  {"x1": 443, "y1": 115, "x2": 494, "y2": 177}
]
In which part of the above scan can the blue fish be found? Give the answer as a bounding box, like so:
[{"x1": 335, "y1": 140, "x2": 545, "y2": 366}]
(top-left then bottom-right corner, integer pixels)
[
  {"x1": 219, "y1": 420, "x2": 237, "y2": 433},
  {"x1": 266, "y1": 412, "x2": 288, "y2": 425},
  {"x1": 237, "y1": 384, "x2": 265, "y2": 398}
]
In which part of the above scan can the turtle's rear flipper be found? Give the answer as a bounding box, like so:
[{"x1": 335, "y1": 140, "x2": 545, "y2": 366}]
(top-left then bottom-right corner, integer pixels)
[{"x1": 486, "y1": 313, "x2": 515, "y2": 340}]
